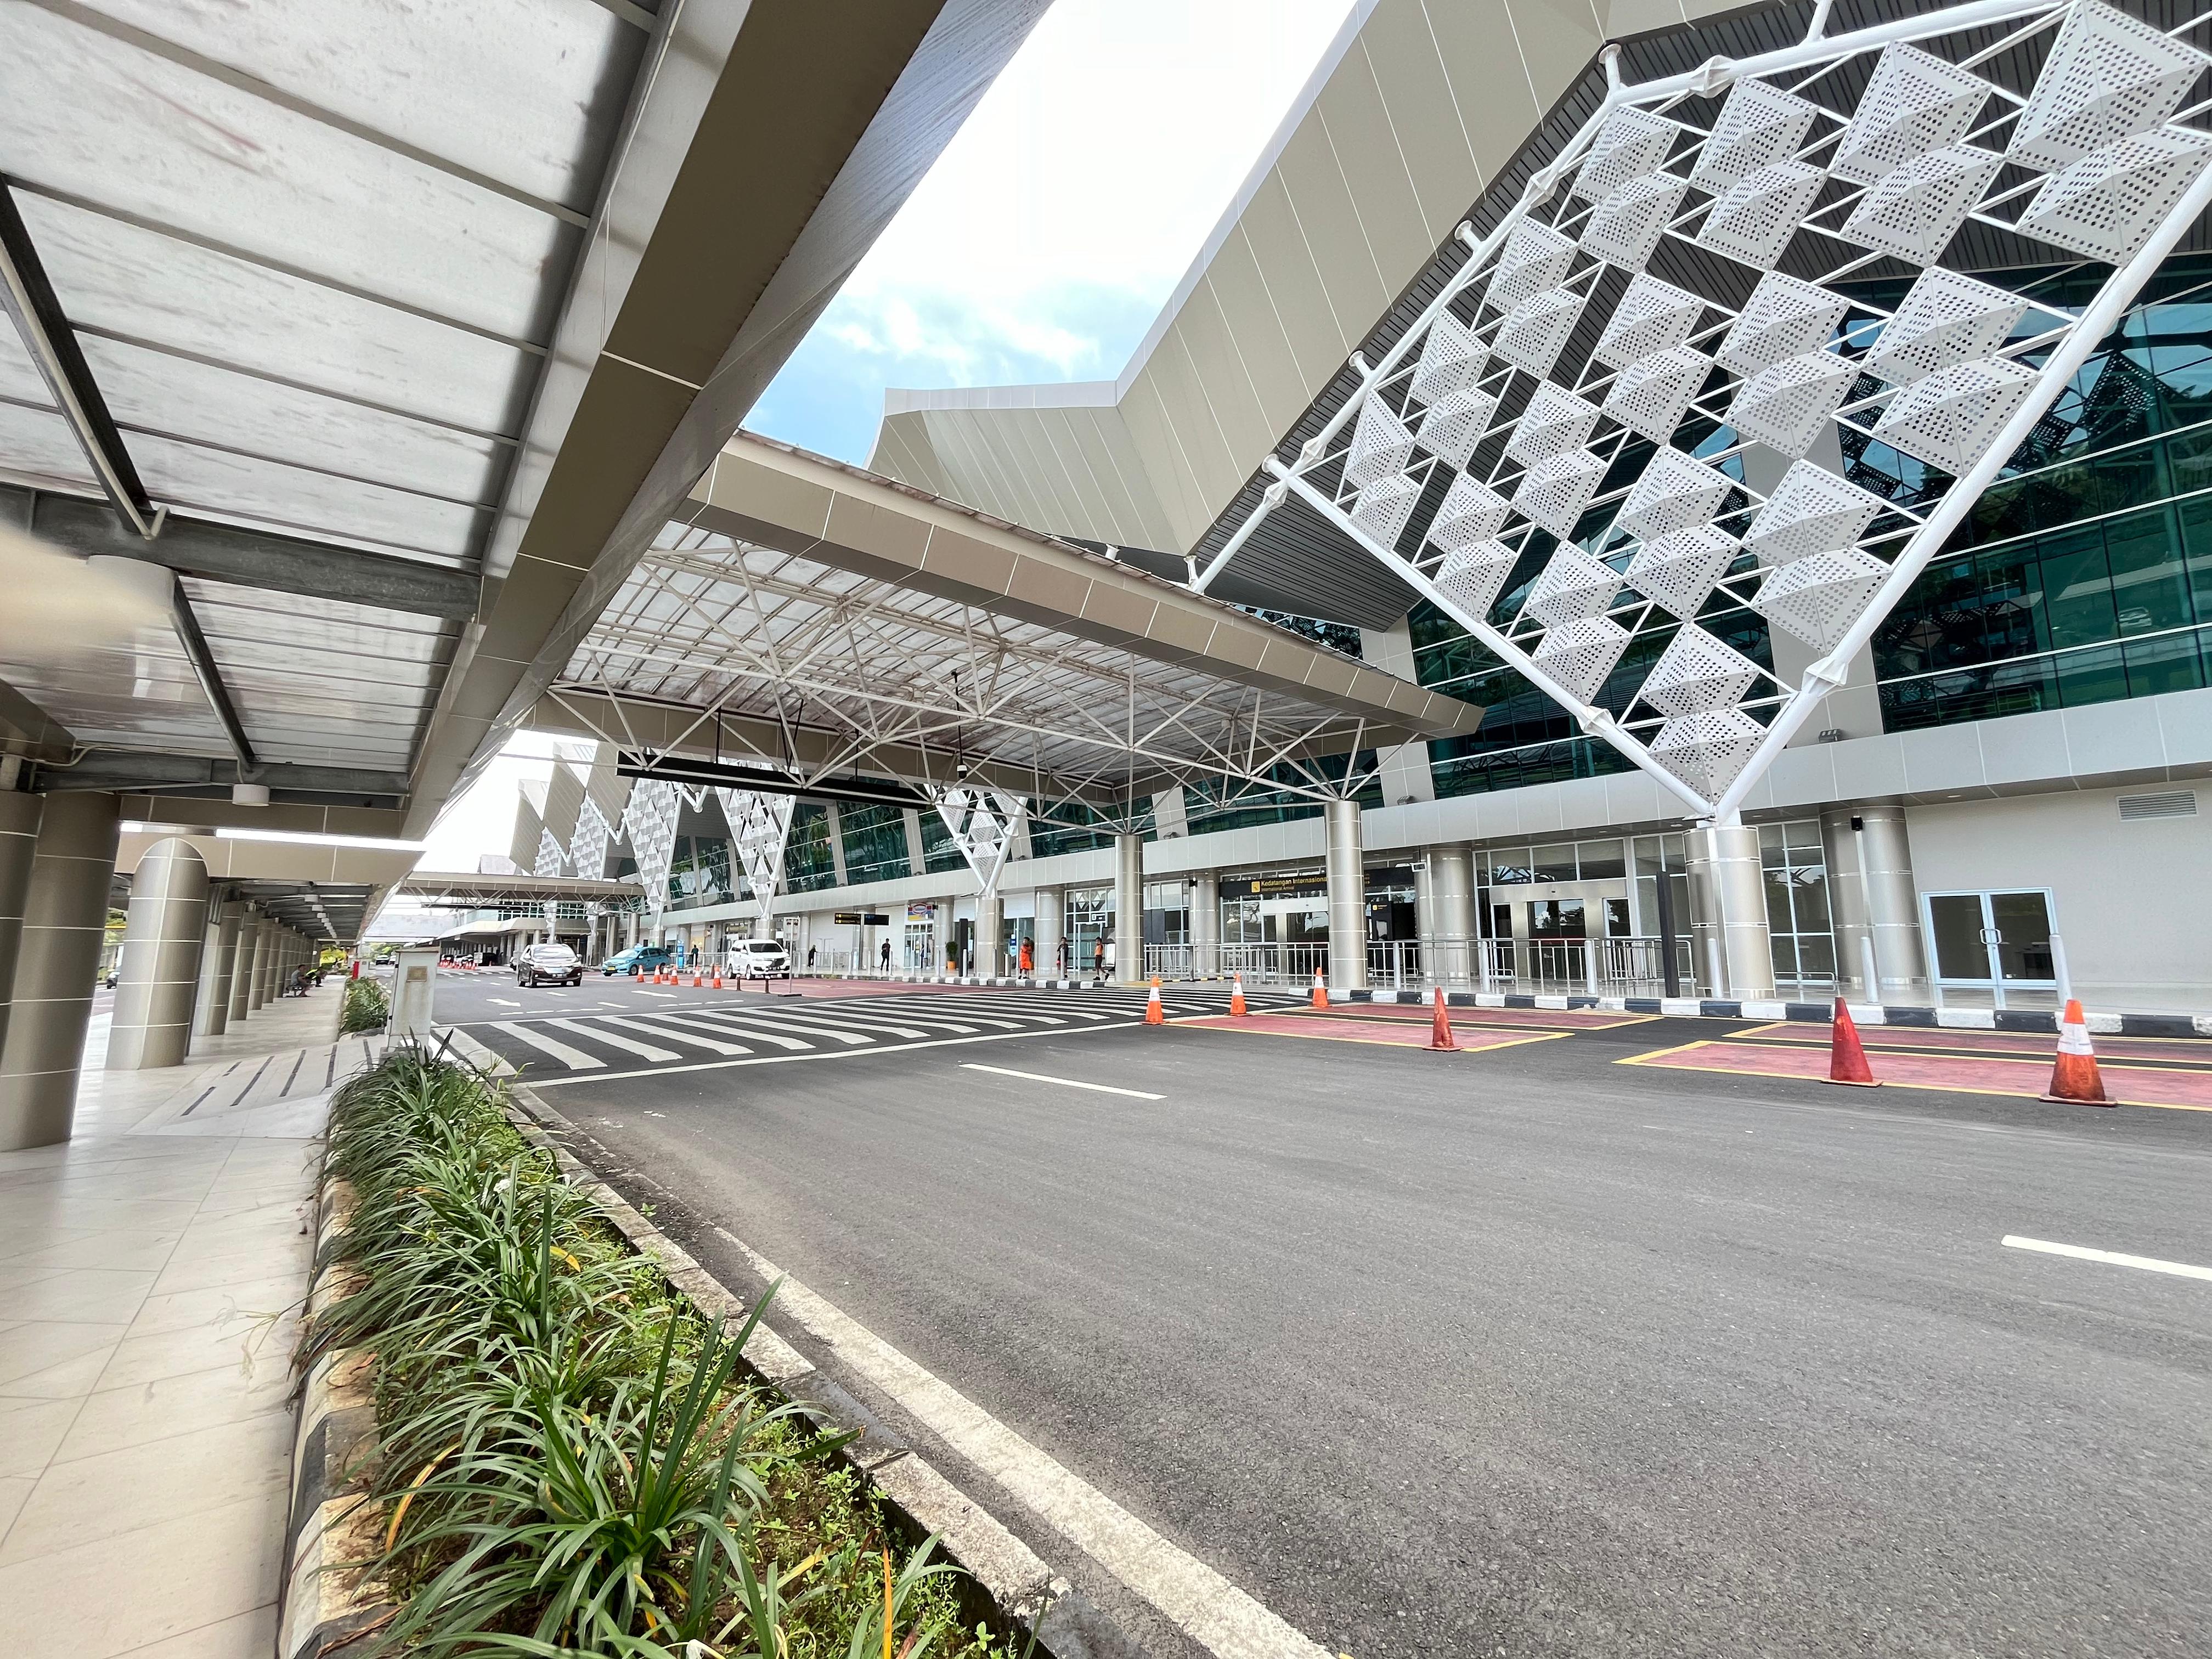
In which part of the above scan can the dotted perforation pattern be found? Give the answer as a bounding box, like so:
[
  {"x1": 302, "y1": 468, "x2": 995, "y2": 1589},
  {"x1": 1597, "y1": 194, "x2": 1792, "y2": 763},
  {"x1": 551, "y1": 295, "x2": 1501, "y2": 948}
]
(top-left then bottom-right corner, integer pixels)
[
  {"x1": 1411, "y1": 311, "x2": 1491, "y2": 407},
  {"x1": 1522, "y1": 543, "x2": 1629, "y2": 629},
  {"x1": 1485, "y1": 221, "x2": 1577, "y2": 314},
  {"x1": 1433, "y1": 538, "x2": 1521, "y2": 622},
  {"x1": 1494, "y1": 285, "x2": 1590, "y2": 379},
  {"x1": 1345, "y1": 397, "x2": 1417, "y2": 490},
  {"x1": 2007, "y1": 1, "x2": 2211, "y2": 173},
  {"x1": 1595, "y1": 274, "x2": 1707, "y2": 370},
  {"x1": 1513, "y1": 447, "x2": 1609, "y2": 540},
  {"x1": 1839, "y1": 144, "x2": 2006, "y2": 264},
  {"x1": 1753, "y1": 544, "x2": 1892, "y2": 653},
  {"x1": 1742, "y1": 460, "x2": 1888, "y2": 567},
  {"x1": 1717, "y1": 273, "x2": 1850, "y2": 377},
  {"x1": 1689, "y1": 76, "x2": 1825, "y2": 196},
  {"x1": 1417, "y1": 385, "x2": 1500, "y2": 470},
  {"x1": 1574, "y1": 104, "x2": 1681, "y2": 202},
  {"x1": 1618, "y1": 447, "x2": 1735, "y2": 541},
  {"x1": 1831, "y1": 42, "x2": 1993, "y2": 185},
  {"x1": 2017, "y1": 127, "x2": 2212, "y2": 264},
  {"x1": 1866, "y1": 266, "x2": 2032, "y2": 385},
  {"x1": 1604, "y1": 344, "x2": 1713, "y2": 445},
  {"x1": 1626, "y1": 524, "x2": 1740, "y2": 622},
  {"x1": 1531, "y1": 614, "x2": 1635, "y2": 705},
  {"x1": 1638, "y1": 624, "x2": 1765, "y2": 718},
  {"x1": 1505, "y1": 382, "x2": 1604, "y2": 465},
  {"x1": 1350, "y1": 472, "x2": 1424, "y2": 551},
  {"x1": 1869, "y1": 354, "x2": 2042, "y2": 473},
  {"x1": 1650, "y1": 708, "x2": 1768, "y2": 798},
  {"x1": 1581, "y1": 171, "x2": 1692, "y2": 273},
  {"x1": 1728, "y1": 350, "x2": 1858, "y2": 458},
  {"x1": 1426, "y1": 473, "x2": 1514, "y2": 553},
  {"x1": 1695, "y1": 159, "x2": 1827, "y2": 270}
]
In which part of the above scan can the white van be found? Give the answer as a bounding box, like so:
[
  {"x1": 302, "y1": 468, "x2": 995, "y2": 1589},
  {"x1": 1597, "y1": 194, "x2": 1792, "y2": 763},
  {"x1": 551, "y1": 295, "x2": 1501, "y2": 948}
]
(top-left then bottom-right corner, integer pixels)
[{"x1": 726, "y1": 939, "x2": 793, "y2": 978}]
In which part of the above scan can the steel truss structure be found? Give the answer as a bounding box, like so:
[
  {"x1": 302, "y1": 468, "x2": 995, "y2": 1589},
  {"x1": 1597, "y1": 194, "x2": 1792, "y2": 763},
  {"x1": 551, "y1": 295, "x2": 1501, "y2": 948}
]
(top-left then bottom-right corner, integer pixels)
[
  {"x1": 551, "y1": 524, "x2": 1407, "y2": 855},
  {"x1": 1198, "y1": 0, "x2": 2212, "y2": 826}
]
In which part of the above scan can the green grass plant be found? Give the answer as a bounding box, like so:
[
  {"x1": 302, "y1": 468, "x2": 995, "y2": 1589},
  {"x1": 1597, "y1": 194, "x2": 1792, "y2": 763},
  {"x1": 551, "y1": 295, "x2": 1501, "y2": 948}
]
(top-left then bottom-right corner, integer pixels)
[
  {"x1": 314, "y1": 1046, "x2": 1021, "y2": 1658},
  {"x1": 341, "y1": 975, "x2": 391, "y2": 1034}
]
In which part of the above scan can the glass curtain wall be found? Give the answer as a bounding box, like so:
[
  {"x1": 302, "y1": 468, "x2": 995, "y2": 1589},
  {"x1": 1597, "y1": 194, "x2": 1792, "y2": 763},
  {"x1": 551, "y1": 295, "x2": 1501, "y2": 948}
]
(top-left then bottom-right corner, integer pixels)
[
  {"x1": 1405, "y1": 255, "x2": 2212, "y2": 794},
  {"x1": 838, "y1": 804, "x2": 911, "y2": 886},
  {"x1": 785, "y1": 803, "x2": 838, "y2": 894}
]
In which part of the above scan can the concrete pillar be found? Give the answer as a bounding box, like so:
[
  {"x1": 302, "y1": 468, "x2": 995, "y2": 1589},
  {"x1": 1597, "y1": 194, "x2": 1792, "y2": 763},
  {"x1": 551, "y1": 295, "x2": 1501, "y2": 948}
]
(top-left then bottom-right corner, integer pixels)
[
  {"x1": 1324, "y1": 798, "x2": 1368, "y2": 991},
  {"x1": 197, "y1": 900, "x2": 240, "y2": 1038},
  {"x1": 0, "y1": 790, "x2": 43, "y2": 1063},
  {"x1": 247, "y1": 919, "x2": 274, "y2": 1012},
  {"x1": 1031, "y1": 887, "x2": 1063, "y2": 979},
  {"x1": 109, "y1": 838, "x2": 211, "y2": 1071},
  {"x1": 1819, "y1": 803, "x2": 1926, "y2": 1000},
  {"x1": 1114, "y1": 832, "x2": 1143, "y2": 984},
  {"x1": 1189, "y1": 871, "x2": 1219, "y2": 978},
  {"x1": 227, "y1": 906, "x2": 256, "y2": 1023},
  {"x1": 974, "y1": 892, "x2": 1003, "y2": 978},
  {"x1": 1427, "y1": 845, "x2": 1476, "y2": 987},
  {"x1": 0, "y1": 791, "x2": 121, "y2": 1150},
  {"x1": 1693, "y1": 822, "x2": 1774, "y2": 1001}
]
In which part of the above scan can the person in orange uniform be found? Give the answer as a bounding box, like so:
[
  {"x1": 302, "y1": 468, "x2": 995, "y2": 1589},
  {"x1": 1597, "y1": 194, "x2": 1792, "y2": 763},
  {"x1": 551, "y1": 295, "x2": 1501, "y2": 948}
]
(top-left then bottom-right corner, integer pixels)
[{"x1": 1019, "y1": 936, "x2": 1034, "y2": 976}]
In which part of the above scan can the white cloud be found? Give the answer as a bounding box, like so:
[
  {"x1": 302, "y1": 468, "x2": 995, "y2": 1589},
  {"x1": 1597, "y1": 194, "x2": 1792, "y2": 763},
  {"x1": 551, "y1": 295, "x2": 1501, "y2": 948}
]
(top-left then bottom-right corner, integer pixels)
[{"x1": 749, "y1": 0, "x2": 1358, "y2": 462}]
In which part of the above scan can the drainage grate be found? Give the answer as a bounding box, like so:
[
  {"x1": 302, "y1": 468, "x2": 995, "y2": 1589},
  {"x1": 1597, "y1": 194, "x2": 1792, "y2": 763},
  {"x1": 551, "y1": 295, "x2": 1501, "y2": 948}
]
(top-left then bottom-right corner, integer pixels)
[{"x1": 2118, "y1": 789, "x2": 2198, "y2": 821}]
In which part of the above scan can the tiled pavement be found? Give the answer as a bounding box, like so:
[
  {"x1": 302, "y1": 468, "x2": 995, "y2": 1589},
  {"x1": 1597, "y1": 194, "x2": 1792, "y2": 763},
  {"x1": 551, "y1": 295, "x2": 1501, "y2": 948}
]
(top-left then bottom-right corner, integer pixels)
[{"x1": 0, "y1": 981, "x2": 369, "y2": 1659}]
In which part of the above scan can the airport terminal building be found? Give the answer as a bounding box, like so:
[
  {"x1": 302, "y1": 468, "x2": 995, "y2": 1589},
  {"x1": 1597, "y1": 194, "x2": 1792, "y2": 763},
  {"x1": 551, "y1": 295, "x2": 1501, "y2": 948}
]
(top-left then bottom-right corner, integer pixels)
[{"x1": 489, "y1": 0, "x2": 2212, "y2": 1017}]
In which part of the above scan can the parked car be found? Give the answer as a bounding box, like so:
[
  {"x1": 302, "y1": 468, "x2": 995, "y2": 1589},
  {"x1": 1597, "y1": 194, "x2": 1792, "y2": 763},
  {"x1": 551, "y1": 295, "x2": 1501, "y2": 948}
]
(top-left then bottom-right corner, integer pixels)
[
  {"x1": 727, "y1": 939, "x2": 793, "y2": 979},
  {"x1": 599, "y1": 944, "x2": 675, "y2": 977},
  {"x1": 513, "y1": 942, "x2": 584, "y2": 988}
]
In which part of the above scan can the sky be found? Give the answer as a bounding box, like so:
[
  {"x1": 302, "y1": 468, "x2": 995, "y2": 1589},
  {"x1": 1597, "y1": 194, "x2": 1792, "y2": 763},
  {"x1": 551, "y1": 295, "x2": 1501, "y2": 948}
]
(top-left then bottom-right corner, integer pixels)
[
  {"x1": 419, "y1": 0, "x2": 1357, "y2": 867},
  {"x1": 745, "y1": 0, "x2": 1358, "y2": 464}
]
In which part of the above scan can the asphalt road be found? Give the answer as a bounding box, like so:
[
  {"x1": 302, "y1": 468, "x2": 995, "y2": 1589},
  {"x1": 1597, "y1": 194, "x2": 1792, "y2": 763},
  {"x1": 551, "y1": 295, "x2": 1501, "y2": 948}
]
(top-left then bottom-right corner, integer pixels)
[{"x1": 436, "y1": 972, "x2": 2212, "y2": 1658}]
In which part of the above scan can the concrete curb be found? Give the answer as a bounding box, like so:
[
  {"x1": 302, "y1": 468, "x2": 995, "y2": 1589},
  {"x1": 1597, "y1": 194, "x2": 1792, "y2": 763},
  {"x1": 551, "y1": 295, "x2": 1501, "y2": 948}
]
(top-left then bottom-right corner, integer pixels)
[
  {"x1": 1340, "y1": 986, "x2": 2212, "y2": 1037},
  {"x1": 492, "y1": 1077, "x2": 1141, "y2": 1659},
  {"x1": 278, "y1": 1174, "x2": 397, "y2": 1659}
]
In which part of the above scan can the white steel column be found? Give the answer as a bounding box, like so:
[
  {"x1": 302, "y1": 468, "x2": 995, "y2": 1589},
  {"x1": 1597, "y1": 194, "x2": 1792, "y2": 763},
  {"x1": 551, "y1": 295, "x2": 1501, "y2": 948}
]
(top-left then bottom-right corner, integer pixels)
[
  {"x1": 1189, "y1": 870, "x2": 1220, "y2": 978},
  {"x1": 197, "y1": 899, "x2": 240, "y2": 1037},
  {"x1": 1114, "y1": 832, "x2": 1143, "y2": 984},
  {"x1": 0, "y1": 791, "x2": 121, "y2": 1150},
  {"x1": 1325, "y1": 798, "x2": 1368, "y2": 992},
  {"x1": 1427, "y1": 845, "x2": 1476, "y2": 988},
  {"x1": 1695, "y1": 824, "x2": 1774, "y2": 1001},
  {"x1": 1030, "y1": 887, "x2": 1063, "y2": 979},
  {"x1": 974, "y1": 893, "x2": 1003, "y2": 978}
]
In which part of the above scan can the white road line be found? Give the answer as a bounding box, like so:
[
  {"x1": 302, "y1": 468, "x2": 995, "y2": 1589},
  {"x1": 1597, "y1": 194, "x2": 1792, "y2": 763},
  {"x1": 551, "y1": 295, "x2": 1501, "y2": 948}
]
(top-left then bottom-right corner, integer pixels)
[
  {"x1": 960, "y1": 1063, "x2": 1164, "y2": 1101},
  {"x1": 526, "y1": 1020, "x2": 1147, "y2": 1086},
  {"x1": 632, "y1": 989, "x2": 676, "y2": 999},
  {"x1": 2002, "y1": 1235, "x2": 2212, "y2": 1282},
  {"x1": 490, "y1": 1021, "x2": 603, "y2": 1070},
  {"x1": 489, "y1": 997, "x2": 521, "y2": 1008},
  {"x1": 677, "y1": 1012, "x2": 820, "y2": 1051},
  {"x1": 710, "y1": 1227, "x2": 1326, "y2": 1659},
  {"x1": 549, "y1": 1018, "x2": 678, "y2": 1064},
  {"x1": 610, "y1": 1014, "x2": 752, "y2": 1056}
]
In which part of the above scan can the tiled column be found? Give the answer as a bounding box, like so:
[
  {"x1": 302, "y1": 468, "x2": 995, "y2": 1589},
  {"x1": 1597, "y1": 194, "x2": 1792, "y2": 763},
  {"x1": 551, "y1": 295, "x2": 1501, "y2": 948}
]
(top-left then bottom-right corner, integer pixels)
[
  {"x1": 227, "y1": 906, "x2": 257, "y2": 1024},
  {"x1": 0, "y1": 791, "x2": 121, "y2": 1150},
  {"x1": 1426, "y1": 844, "x2": 1476, "y2": 987},
  {"x1": 109, "y1": 837, "x2": 212, "y2": 1071},
  {"x1": 974, "y1": 893, "x2": 1003, "y2": 979},
  {"x1": 198, "y1": 898, "x2": 241, "y2": 1037},
  {"x1": 0, "y1": 789, "x2": 43, "y2": 1063},
  {"x1": 247, "y1": 918, "x2": 275, "y2": 1012}
]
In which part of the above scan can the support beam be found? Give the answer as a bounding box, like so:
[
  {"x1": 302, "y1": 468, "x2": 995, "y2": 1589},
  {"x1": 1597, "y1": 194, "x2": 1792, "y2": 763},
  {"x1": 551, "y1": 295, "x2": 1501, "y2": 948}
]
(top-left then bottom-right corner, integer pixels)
[
  {"x1": 0, "y1": 177, "x2": 153, "y2": 535},
  {"x1": 4, "y1": 487, "x2": 481, "y2": 622},
  {"x1": 39, "y1": 754, "x2": 410, "y2": 800},
  {"x1": 167, "y1": 580, "x2": 258, "y2": 774}
]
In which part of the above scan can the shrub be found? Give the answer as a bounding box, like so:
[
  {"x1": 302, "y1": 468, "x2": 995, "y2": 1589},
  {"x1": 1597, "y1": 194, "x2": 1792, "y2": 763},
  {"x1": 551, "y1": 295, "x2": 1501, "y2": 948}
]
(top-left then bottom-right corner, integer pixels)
[
  {"x1": 340, "y1": 975, "x2": 389, "y2": 1034},
  {"x1": 313, "y1": 1048, "x2": 1014, "y2": 1658}
]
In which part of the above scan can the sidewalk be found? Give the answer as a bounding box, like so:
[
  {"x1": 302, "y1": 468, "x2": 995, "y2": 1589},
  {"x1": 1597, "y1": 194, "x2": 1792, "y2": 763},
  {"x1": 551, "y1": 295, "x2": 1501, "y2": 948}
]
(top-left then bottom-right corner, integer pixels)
[{"x1": 0, "y1": 980, "x2": 375, "y2": 1659}]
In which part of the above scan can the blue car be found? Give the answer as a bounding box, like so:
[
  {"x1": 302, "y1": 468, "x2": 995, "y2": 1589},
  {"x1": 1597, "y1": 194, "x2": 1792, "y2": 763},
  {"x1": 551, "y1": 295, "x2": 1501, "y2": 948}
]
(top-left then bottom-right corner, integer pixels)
[{"x1": 599, "y1": 943, "x2": 676, "y2": 977}]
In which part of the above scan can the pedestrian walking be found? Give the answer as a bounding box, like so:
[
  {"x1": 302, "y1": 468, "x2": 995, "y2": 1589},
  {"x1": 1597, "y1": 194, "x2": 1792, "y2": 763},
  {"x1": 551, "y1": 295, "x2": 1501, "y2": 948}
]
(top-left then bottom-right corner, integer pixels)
[
  {"x1": 806, "y1": 944, "x2": 817, "y2": 974},
  {"x1": 1092, "y1": 936, "x2": 1104, "y2": 977},
  {"x1": 1019, "y1": 937, "x2": 1033, "y2": 975},
  {"x1": 880, "y1": 937, "x2": 892, "y2": 972}
]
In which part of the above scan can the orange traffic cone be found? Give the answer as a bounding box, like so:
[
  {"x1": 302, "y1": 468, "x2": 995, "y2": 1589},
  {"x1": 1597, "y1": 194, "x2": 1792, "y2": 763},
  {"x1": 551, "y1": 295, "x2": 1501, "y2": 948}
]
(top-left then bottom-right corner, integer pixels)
[
  {"x1": 1229, "y1": 974, "x2": 1248, "y2": 1017},
  {"x1": 1144, "y1": 977, "x2": 1165, "y2": 1025},
  {"x1": 1825, "y1": 997, "x2": 1879, "y2": 1086},
  {"x1": 2043, "y1": 1000, "x2": 2112, "y2": 1105},
  {"x1": 1310, "y1": 971, "x2": 1327, "y2": 1011},
  {"x1": 710, "y1": 969, "x2": 724, "y2": 989},
  {"x1": 1430, "y1": 986, "x2": 1457, "y2": 1051}
]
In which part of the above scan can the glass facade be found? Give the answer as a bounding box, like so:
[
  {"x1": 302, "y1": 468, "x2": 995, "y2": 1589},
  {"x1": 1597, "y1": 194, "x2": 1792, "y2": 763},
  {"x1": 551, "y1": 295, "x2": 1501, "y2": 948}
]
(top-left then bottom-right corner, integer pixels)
[
  {"x1": 1180, "y1": 754, "x2": 1385, "y2": 836},
  {"x1": 838, "y1": 803, "x2": 911, "y2": 887},
  {"x1": 1406, "y1": 255, "x2": 2212, "y2": 792},
  {"x1": 667, "y1": 834, "x2": 731, "y2": 910},
  {"x1": 917, "y1": 808, "x2": 970, "y2": 874},
  {"x1": 785, "y1": 802, "x2": 838, "y2": 894}
]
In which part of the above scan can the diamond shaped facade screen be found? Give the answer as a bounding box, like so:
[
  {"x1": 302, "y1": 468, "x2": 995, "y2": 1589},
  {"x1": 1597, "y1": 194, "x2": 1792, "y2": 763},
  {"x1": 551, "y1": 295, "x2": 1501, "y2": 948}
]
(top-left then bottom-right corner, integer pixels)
[{"x1": 1198, "y1": 0, "x2": 2212, "y2": 823}]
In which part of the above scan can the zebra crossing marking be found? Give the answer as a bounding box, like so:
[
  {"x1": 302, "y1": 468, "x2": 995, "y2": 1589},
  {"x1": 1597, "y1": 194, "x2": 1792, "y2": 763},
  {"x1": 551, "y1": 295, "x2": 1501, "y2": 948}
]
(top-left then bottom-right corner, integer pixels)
[
  {"x1": 608, "y1": 1014, "x2": 752, "y2": 1056},
  {"x1": 548, "y1": 1018, "x2": 679, "y2": 1064},
  {"x1": 491, "y1": 1021, "x2": 604, "y2": 1069}
]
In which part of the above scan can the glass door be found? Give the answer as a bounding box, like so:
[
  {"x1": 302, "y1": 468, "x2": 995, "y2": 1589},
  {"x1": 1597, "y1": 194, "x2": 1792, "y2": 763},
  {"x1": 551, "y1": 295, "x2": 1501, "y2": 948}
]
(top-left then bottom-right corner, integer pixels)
[{"x1": 1922, "y1": 889, "x2": 2057, "y2": 1008}]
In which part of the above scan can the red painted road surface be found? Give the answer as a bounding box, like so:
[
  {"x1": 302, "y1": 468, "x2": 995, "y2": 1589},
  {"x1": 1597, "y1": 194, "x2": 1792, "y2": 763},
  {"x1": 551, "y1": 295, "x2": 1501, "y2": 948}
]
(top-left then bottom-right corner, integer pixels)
[
  {"x1": 1173, "y1": 1011, "x2": 1573, "y2": 1051},
  {"x1": 1626, "y1": 1037, "x2": 2212, "y2": 1109},
  {"x1": 1735, "y1": 1021, "x2": 2212, "y2": 1065}
]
